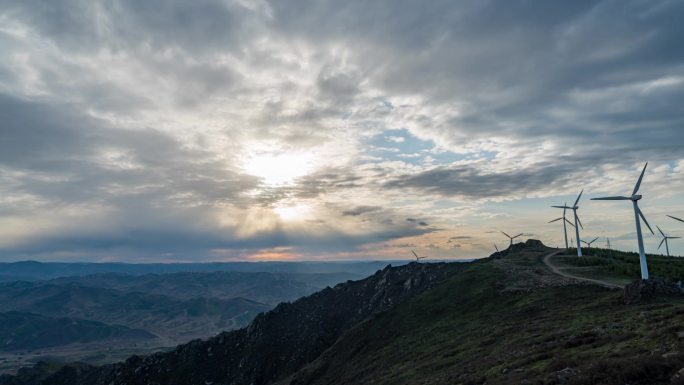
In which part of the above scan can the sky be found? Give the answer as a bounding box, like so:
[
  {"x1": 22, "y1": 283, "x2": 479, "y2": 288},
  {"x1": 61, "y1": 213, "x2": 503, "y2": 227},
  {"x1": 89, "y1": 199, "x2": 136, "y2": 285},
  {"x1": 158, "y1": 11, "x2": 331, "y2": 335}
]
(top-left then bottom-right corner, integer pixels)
[{"x1": 1, "y1": 0, "x2": 683, "y2": 262}]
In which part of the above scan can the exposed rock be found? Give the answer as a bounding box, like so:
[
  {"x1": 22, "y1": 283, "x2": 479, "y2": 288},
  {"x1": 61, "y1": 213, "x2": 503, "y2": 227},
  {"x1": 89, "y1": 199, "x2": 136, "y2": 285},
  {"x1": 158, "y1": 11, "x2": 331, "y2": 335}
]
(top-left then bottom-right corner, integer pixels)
[
  {"x1": 489, "y1": 239, "x2": 547, "y2": 259},
  {"x1": 624, "y1": 277, "x2": 683, "y2": 304}
]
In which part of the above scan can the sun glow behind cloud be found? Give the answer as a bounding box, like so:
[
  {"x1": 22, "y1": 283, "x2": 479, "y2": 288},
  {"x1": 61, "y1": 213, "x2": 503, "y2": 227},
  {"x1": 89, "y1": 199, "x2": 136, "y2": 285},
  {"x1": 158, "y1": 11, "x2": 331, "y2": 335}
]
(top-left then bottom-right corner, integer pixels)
[{"x1": 242, "y1": 149, "x2": 317, "y2": 186}]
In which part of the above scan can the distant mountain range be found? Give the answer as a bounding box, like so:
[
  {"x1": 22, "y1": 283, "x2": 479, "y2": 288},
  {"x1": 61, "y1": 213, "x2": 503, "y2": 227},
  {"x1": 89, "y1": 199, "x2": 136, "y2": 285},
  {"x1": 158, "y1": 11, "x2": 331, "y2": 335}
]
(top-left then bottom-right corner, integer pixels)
[
  {"x1": 0, "y1": 263, "x2": 379, "y2": 373},
  {"x1": 0, "y1": 261, "x2": 407, "y2": 282}
]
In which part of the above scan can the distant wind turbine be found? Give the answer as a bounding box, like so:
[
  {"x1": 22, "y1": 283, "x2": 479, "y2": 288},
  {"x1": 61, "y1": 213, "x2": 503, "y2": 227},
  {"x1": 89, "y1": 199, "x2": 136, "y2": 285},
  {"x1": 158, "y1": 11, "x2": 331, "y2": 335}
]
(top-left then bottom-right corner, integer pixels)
[
  {"x1": 657, "y1": 226, "x2": 680, "y2": 257},
  {"x1": 552, "y1": 190, "x2": 584, "y2": 256},
  {"x1": 606, "y1": 238, "x2": 612, "y2": 250},
  {"x1": 501, "y1": 231, "x2": 523, "y2": 247},
  {"x1": 411, "y1": 250, "x2": 427, "y2": 262},
  {"x1": 549, "y1": 202, "x2": 575, "y2": 249},
  {"x1": 581, "y1": 237, "x2": 599, "y2": 249},
  {"x1": 494, "y1": 244, "x2": 499, "y2": 253},
  {"x1": 592, "y1": 163, "x2": 654, "y2": 279}
]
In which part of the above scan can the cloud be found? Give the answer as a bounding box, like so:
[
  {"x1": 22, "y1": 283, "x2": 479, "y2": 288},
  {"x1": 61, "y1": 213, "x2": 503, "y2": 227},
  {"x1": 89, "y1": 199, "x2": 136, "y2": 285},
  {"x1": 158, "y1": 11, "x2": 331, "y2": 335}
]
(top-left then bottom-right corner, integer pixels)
[{"x1": 0, "y1": 0, "x2": 683, "y2": 260}]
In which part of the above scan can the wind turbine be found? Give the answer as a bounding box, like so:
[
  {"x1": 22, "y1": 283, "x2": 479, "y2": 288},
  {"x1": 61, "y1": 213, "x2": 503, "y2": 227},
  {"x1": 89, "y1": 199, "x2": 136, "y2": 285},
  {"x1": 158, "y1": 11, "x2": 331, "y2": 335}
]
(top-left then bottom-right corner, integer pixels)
[
  {"x1": 552, "y1": 190, "x2": 584, "y2": 256},
  {"x1": 549, "y1": 202, "x2": 575, "y2": 249},
  {"x1": 581, "y1": 237, "x2": 599, "y2": 250},
  {"x1": 501, "y1": 231, "x2": 522, "y2": 247},
  {"x1": 657, "y1": 226, "x2": 680, "y2": 257},
  {"x1": 592, "y1": 163, "x2": 654, "y2": 280},
  {"x1": 411, "y1": 250, "x2": 427, "y2": 262},
  {"x1": 606, "y1": 238, "x2": 612, "y2": 250},
  {"x1": 668, "y1": 215, "x2": 684, "y2": 224}
]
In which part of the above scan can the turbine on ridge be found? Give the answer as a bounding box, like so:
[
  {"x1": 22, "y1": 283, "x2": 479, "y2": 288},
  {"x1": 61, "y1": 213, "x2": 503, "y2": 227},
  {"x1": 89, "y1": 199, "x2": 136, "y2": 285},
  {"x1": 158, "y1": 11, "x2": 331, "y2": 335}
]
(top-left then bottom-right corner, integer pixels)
[
  {"x1": 411, "y1": 250, "x2": 428, "y2": 262},
  {"x1": 549, "y1": 201, "x2": 575, "y2": 249},
  {"x1": 581, "y1": 237, "x2": 599, "y2": 249},
  {"x1": 552, "y1": 190, "x2": 584, "y2": 257},
  {"x1": 657, "y1": 226, "x2": 680, "y2": 257},
  {"x1": 592, "y1": 163, "x2": 654, "y2": 279},
  {"x1": 501, "y1": 231, "x2": 523, "y2": 247}
]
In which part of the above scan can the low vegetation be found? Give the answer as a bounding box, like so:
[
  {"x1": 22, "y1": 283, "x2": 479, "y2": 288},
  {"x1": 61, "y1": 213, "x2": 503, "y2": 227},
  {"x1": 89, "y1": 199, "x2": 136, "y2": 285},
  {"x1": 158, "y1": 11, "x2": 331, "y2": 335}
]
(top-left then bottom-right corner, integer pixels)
[{"x1": 565, "y1": 247, "x2": 684, "y2": 282}]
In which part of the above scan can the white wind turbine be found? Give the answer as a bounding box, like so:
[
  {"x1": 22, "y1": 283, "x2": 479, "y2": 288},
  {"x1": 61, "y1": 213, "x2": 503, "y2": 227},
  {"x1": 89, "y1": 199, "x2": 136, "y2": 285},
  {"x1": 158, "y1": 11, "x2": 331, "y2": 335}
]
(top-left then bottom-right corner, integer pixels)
[
  {"x1": 549, "y1": 202, "x2": 575, "y2": 249},
  {"x1": 657, "y1": 226, "x2": 680, "y2": 257},
  {"x1": 581, "y1": 237, "x2": 599, "y2": 250},
  {"x1": 411, "y1": 250, "x2": 427, "y2": 262},
  {"x1": 501, "y1": 231, "x2": 523, "y2": 247},
  {"x1": 592, "y1": 163, "x2": 654, "y2": 280},
  {"x1": 552, "y1": 190, "x2": 584, "y2": 256}
]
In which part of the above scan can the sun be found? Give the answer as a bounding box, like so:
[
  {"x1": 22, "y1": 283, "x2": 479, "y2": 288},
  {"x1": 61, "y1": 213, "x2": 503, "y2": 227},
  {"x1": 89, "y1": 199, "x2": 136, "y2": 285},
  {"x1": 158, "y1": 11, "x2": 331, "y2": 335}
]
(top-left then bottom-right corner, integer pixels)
[
  {"x1": 274, "y1": 204, "x2": 311, "y2": 221},
  {"x1": 242, "y1": 150, "x2": 316, "y2": 186}
]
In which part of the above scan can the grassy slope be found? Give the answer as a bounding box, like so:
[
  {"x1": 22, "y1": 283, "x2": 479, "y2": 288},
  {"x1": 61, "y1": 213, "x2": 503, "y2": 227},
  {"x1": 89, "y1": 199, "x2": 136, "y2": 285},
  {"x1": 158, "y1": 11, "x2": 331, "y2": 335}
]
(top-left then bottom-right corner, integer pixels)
[
  {"x1": 283, "y1": 250, "x2": 684, "y2": 385},
  {"x1": 559, "y1": 248, "x2": 684, "y2": 284}
]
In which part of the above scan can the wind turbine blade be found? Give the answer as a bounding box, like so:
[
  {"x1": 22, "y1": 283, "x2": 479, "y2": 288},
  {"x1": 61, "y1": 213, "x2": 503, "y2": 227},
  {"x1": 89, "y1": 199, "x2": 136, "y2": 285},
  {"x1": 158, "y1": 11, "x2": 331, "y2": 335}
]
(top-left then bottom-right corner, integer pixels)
[
  {"x1": 551, "y1": 205, "x2": 572, "y2": 209},
  {"x1": 574, "y1": 189, "x2": 583, "y2": 207},
  {"x1": 632, "y1": 162, "x2": 648, "y2": 196},
  {"x1": 670, "y1": 236, "x2": 682, "y2": 239},
  {"x1": 637, "y1": 206, "x2": 654, "y2": 235},
  {"x1": 657, "y1": 225, "x2": 666, "y2": 237},
  {"x1": 411, "y1": 250, "x2": 418, "y2": 259},
  {"x1": 576, "y1": 214, "x2": 584, "y2": 230},
  {"x1": 668, "y1": 215, "x2": 684, "y2": 223},
  {"x1": 565, "y1": 218, "x2": 575, "y2": 227},
  {"x1": 658, "y1": 238, "x2": 665, "y2": 250},
  {"x1": 494, "y1": 244, "x2": 499, "y2": 252},
  {"x1": 591, "y1": 196, "x2": 631, "y2": 200},
  {"x1": 591, "y1": 237, "x2": 599, "y2": 243},
  {"x1": 514, "y1": 234, "x2": 523, "y2": 239},
  {"x1": 581, "y1": 240, "x2": 588, "y2": 246},
  {"x1": 501, "y1": 231, "x2": 511, "y2": 238},
  {"x1": 548, "y1": 218, "x2": 562, "y2": 223}
]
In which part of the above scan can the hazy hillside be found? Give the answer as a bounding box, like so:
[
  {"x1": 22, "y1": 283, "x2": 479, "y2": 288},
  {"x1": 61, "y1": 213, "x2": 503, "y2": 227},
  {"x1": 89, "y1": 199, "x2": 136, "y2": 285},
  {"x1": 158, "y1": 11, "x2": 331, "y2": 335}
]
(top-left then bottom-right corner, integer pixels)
[
  {"x1": 0, "y1": 268, "x2": 366, "y2": 374},
  {"x1": 0, "y1": 312, "x2": 155, "y2": 352},
  {"x1": 4, "y1": 241, "x2": 683, "y2": 385},
  {"x1": 44, "y1": 271, "x2": 359, "y2": 305},
  {"x1": 0, "y1": 282, "x2": 270, "y2": 342}
]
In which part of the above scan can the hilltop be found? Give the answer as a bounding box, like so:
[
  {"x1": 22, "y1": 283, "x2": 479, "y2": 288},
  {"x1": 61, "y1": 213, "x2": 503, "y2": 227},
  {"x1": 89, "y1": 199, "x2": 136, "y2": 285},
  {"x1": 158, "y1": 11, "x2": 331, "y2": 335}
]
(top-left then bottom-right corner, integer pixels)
[{"x1": 3, "y1": 241, "x2": 684, "y2": 385}]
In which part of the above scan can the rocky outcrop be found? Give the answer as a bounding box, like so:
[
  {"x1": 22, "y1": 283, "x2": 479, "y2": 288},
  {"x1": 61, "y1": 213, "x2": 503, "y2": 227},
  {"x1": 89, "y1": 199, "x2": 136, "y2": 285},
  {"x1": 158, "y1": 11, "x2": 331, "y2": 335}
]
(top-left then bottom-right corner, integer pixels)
[
  {"x1": 490, "y1": 239, "x2": 547, "y2": 259},
  {"x1": 0, "y1": 262, "x2": 463, "y2": 385},
  {"x1": 624, "y1": 277, "x2": 682, "y2": 304}
]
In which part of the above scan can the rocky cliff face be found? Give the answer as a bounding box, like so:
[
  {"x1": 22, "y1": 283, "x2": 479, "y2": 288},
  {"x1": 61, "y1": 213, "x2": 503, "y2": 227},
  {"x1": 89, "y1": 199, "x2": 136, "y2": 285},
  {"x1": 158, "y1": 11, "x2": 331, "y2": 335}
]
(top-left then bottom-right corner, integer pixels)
[{"x1": 1, "y1": 262, "x2": 463, "y2": 385}]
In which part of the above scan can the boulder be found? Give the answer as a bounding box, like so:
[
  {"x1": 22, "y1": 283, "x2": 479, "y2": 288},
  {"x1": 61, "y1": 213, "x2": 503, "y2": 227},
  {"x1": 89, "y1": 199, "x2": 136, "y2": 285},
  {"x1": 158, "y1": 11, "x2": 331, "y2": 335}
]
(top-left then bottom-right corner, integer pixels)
[{"x1": 623, "y1": 277, "x2": 682, "y2": 304}]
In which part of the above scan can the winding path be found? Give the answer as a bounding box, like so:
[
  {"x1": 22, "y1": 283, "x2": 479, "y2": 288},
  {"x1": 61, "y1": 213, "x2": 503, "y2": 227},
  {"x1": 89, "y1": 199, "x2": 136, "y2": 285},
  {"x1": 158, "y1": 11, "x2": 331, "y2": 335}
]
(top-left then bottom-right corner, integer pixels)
[{"x1": 542, "y1": 250, "x2": 622, "y2": 289}]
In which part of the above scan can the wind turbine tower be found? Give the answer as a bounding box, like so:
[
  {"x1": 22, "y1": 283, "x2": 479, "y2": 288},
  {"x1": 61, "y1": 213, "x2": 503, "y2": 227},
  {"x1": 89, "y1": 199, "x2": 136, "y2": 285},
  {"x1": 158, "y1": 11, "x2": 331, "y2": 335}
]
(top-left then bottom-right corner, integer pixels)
[
  {"x1": 550, "y1": 202, "x2": 575, "y2": 249},
  {"x1": 501, "y1": 231, "x2": 523, "y2": 247},
  {"x1": 552, "y1": 191, "x2": 584, "y2": 256},
  {"x1": 581, "y1": 237, "x2": 599, "y2": 250},
  {"x1": 592, "y1": 163, "x2": 654, "y2": 280},
  {"x1": 657, "y1": 226, "x2": 680, "y2": 257},
  {"x1": 411, "y1": 250, "x2": 427, "y2": 262}
]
